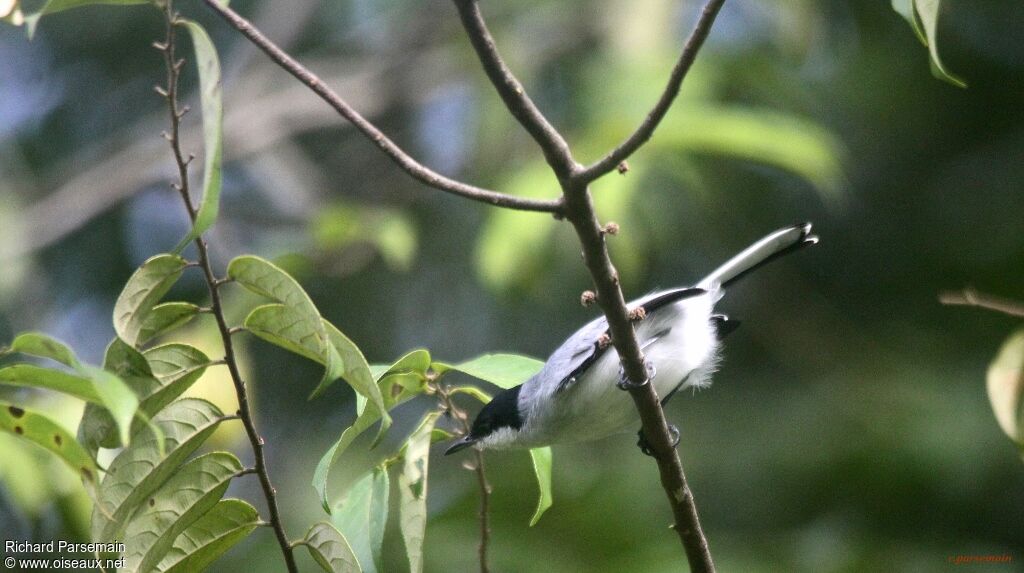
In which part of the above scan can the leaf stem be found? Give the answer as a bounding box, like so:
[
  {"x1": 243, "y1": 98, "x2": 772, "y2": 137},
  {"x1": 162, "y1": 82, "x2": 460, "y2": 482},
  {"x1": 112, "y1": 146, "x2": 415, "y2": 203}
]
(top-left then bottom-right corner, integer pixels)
[
  {"x1": 155, "y1": 4, "x2": 298, "y2": 571},
  {"x1": 939, "y1": 288, "x2": 1024, "y2": 319}
]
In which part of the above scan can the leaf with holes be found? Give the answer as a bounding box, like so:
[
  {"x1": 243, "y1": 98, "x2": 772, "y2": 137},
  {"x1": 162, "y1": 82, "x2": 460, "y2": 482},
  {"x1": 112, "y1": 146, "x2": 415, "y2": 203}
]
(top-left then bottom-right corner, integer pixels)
[
  {"x1": 398, "y1": 411, "x2": 440, "y2": 573},
  {"x1": 173, "y1": 20, "x2": 224, "y2": 253},
  {"x1": 302, "y1": 522, "x2": 362, "y2": 573},
  {"x1": 433, "y1": 354, "x2": 544, "y2": 389},
  {"x1": 121, "y1": 452, "x2": 241, "y2": 573},
  {"x1": 988, "y1": 329, "x2": 1024, "y2": 447},
  {"x1": 137, "y1": 303, "x2": 201, "y2": 346},
  {"x1": 528, "y1": 447, "x2": 553, "y2": 526},
  {"x1": 154, "y1": 499, "x2": 260, "y2": 573},
  {"x1": 92, "y1": 398, "x2": 225, "y2": 542},
  {"x1": 114, "y1": 255, "x2": 189, "y2": 347},
  {"x1": 0, "y1": 401, "x2": 99, "y2": 495},
  {"x1": 332, "y1": 467, "x2": 388, "y2": 573}
]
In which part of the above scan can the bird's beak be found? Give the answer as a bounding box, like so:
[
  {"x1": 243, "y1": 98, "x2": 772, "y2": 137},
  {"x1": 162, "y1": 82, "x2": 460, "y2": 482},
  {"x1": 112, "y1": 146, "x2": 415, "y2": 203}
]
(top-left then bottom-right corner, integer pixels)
[{"x1": 444, "y1": 435, "x2": 477, "y2": 456}]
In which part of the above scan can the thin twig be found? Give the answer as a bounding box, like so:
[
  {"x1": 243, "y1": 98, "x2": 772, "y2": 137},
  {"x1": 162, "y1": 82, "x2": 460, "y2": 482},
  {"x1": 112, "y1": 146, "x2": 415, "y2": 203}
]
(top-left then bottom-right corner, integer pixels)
[
  {"x1": 451, "y1": 0, "x2": 577, "y2": 178},
  {"x1": 156, "y1": 5, "x2": 298, "y2": 572},
  {"x1": 577, "y1": 0, "x2": 728, "y2": 183},
  {"x1": 940, "y1": 288, "x2": 1024, "y2": 319},
  {"x1": 434, "y1": 382, "x2": 491, "y2": 573},
  {"x1": 200, "y1": 0, "x2": 563, "y2": 215}
]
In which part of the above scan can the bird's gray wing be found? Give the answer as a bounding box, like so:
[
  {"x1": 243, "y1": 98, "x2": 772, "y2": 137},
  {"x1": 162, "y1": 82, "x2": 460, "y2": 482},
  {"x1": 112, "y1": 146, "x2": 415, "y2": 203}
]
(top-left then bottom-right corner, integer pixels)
[{"x1": 552, "y1": 287, "x2": 705, "y2": 392}]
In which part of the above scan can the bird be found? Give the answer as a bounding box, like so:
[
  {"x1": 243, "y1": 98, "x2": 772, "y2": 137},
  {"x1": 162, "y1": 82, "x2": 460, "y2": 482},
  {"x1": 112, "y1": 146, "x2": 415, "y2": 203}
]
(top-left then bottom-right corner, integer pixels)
[{"x1": 445, "y1": 223, "x2": 818, "y2": 455}]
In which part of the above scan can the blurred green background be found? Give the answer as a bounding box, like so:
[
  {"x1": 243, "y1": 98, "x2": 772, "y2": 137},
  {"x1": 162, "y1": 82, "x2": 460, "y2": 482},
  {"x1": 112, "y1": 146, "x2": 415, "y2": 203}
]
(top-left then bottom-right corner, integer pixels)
[{"x1": 2, "y1": 0, "x2": 1023, "y2": 571}]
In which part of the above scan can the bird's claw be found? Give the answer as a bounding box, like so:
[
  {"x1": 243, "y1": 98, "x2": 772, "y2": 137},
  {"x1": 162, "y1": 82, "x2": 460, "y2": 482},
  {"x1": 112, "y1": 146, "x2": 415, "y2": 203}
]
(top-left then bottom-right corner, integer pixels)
[
  {"x1": 617, "y1": 361, "x2": 656, "y2": 391},
  {"x1": 636, "y1": 424, "x2": 680, "y2": 457}
]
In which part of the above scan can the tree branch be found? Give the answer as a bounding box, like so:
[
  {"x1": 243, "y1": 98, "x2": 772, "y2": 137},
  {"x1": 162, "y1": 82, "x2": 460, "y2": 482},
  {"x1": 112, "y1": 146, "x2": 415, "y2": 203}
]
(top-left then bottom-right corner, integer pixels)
[
  {"x1": 201, "y1": 0, "x2": 563, "y2": 214},
  {"x1": 577, "y1": 0, "x2": 727, "y2": 182},
  {"x1": 451, "y1": 0, "x2": 578, "y2": 178},
  {"x1": 560, "y1": 180, "x2": 714, "y2": 572},
  {"x1": 156, "y1": 6, "x2": 297, "y2": 572},
  {"x1": 940, "y1": 288, "x2": 1024, "y2": 319}
]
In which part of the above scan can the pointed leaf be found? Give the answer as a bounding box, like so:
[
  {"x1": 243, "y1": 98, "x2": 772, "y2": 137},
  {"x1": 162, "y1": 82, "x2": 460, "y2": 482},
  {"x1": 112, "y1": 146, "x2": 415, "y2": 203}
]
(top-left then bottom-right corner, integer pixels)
[
  {"x1": 332, "y1": 468, "x2": 388, "y2": 573},
  {"x1": 83, "y1": 365, "x2": 139, "y2": 446},
  {"x1": 398, "y1": 411, "x2": 440, "y2": 573},
  {"x1": 528, "y1": 447, "x2": 553, "y2": 526},
  {"x1": 242, "y1": 303, "x2": 388, "y2": 425},
  {"x1": 154, "y1": 499, "x2": 259, "y2": 573},
  {"x1": 314, "y1": 350, "x2": 429, "y2": 513},
  {"x1": 114, "y1": 254, "x2": 188, "y2": 347},
  {"x1": 137, "y1": 303, "x2": 201, "y2": 346},
  {"x1": 173, "y1": 21, "x2": 224, "y2": 252},
  {"x1": 448, "y1": 386, "x2": 492, "y2": 404},
  {"x1": 303, "y1": 522, "x2": 362, "y2": 573},
  {"x1": 912, "y1": 0, "x2": 966, "y2": 87},
  {"x1": 92, "y1": 398, "x2": 225, "y2": 542},
  {"x1": 0, "y1": 364, "x2": 101, "y2": 402},
  {"x1": 433, "y1": 354, "x2": 544, "y2": 389},
  {"x1": 20, "y1": 0, "x2": 148, "y2": 37},
  {"x1": 122, "y1": 452, "x2": 241, "y2": 573},
  {"x1": 6, "y1": 332, "x2": 82, "y2": 369},
  {"x1": 988, "y1": 329, "x2": 1024, "y2": 446},
  {"x1": 0, "y1": 401, "x2": 99, "y2": 493}
]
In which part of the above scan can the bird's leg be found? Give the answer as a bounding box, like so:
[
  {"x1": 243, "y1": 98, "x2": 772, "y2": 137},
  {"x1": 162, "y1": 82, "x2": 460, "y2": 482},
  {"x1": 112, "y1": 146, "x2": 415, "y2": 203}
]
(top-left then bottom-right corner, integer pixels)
[
  {"x1": 636, "y1": 423, "x2": 681, "y2": 457},
  {"x1": 617, "y1": 360, "x2": 656, "y2": 391}
]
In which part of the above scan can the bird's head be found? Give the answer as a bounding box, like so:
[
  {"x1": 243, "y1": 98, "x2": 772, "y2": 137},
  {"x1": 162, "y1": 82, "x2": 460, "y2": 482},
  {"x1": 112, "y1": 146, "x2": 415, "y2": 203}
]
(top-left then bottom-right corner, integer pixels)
[{"x1": 444, "y1": 385, "x2": 524, "y2": 454}]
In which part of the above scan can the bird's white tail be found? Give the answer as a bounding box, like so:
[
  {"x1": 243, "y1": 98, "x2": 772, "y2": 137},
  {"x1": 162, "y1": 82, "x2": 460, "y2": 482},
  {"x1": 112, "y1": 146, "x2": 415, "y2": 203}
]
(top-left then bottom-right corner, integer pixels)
[{"x1": 698, "y1": 223, "x2": 818, "y2": 289}]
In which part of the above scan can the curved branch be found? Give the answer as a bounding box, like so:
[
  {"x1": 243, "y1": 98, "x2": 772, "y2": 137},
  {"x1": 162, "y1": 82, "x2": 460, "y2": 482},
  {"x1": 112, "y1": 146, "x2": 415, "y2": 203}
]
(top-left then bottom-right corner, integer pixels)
[
  {"x1": 202, "y1": 0, "x2": 563, "y2": 214},
  {"x1": 451, "y1": 0, "x2": 577, "y2": 178},
  {"x1": 577, "y1": 0, "x2": 727, "y2": 182}
]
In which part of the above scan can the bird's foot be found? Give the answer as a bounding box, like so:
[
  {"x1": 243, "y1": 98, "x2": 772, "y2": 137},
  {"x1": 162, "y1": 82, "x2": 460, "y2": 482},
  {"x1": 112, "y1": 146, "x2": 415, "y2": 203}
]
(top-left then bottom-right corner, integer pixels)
[
  {"x1": 636, "y1": 424, "x2": 680, "y2": 457},
  {"x1": 617, "y1": 360, "x2": 656, "y2": 391}
]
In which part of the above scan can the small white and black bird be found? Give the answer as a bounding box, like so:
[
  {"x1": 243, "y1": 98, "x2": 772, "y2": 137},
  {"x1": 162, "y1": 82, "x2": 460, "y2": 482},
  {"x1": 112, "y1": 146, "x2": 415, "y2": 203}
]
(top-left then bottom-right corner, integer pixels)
[{"x1": 445, "y1": 223, "x2": 818, "y2": 456}]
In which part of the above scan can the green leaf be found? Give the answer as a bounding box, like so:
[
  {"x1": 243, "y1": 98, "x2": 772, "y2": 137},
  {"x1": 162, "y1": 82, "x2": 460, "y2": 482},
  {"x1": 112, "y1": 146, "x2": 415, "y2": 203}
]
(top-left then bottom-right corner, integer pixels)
[
  {"x1": 114, "y1": 254, "x2": 189, "y2": 347},
  {"x1": 142, "y1": 343, "x2": 211, "y2": 414},
  {"x1": 314, "y1": 350, "x2": 429, "y2": 513},
  {"x1": 433, "y1": 354, "x2": 544, "y2": 389},
  {"x1": 83, "y1": 365, "x2": 139, "y2": 446},
  {"x1": 6, "y1": 332, "x2": 82, "y2": 369},
  {"x1": 398, "y1": 411, "x2": 440, "y2": 573},
  {"x1": 92, "y1": 398, "x2": 225, "y2": 542},
  {"x1": 911, "y1": 0, "x2": 966, "y2": 87},
  {"x1": 302, "y1": 522, "x2": 362, "y2": 573},
  {"x1": 891, "y1": 0, "x2": 927, "y2": 44},
  {"x1": 173, "y1": 20, "x2": 224, "y2": 252},
  {"x1": 448, "y1": 386, "x2": 492, "y2": 404},
  {"x1": 122, "y1": 452, "x2": 241, "y2": 573},
  {"x1": 154, "y1": 499, "x2": 260, "y2": 573},
  {"x1": 988, "y1": 329, "x2": 1024, "y2": 446},
  {"x1": 0, "y1": 401, "x2": 99, "y2": 493},
  {"x1": 230, "y1": 255, "x2": 356, "y2": 400},
  {"x1": 0, "y1": 364, "x2": 101, "y2": 403},
  {"x1": 528, "y1": 447, "x2": 553, "y2": 526},
  {"x1": 79, "y1": 339, "x2": 204, "y2": 454},
  {"x1": 242, "y1": 303, "x2": 389, "y2": 419},
  {"x1": 137, "y1": 303, "x2": 201, "y2": 346},
  {"x1": 331, "y1": 468, "x2": 388, "y2": 573},
  {"x1": 19, "y1": 0, "x2": 148, "y2": 37}
]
